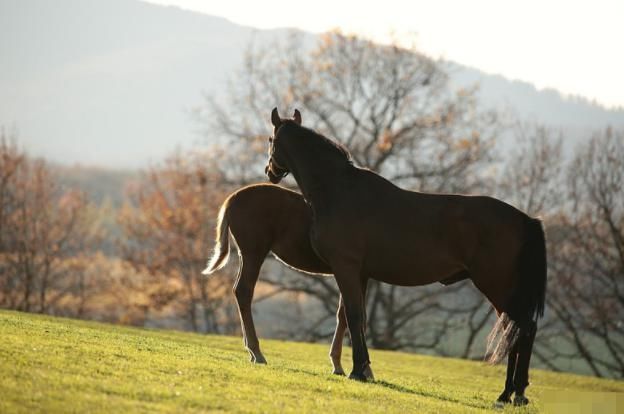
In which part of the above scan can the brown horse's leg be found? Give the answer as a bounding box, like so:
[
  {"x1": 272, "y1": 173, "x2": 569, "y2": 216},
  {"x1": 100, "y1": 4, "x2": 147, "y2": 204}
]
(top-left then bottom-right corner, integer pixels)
[
  {"x1": 329, "y1": 295, "x2": 347, "y2": 375},
  {"x1": 233, "y1": 254, "x2": 266, "y2": 363},
  {"x1": 330, "y1": 284, "x2": 374, "y2": 380},
  {"x1": 512, "y1": 320, "x2": 537, "y2": 406},
  {"x1": 359, "y1": 281, "x2": 374, "y2": 380},
  {"x1": 335, "y1": 271, "x2": 370, "y2": 381}
]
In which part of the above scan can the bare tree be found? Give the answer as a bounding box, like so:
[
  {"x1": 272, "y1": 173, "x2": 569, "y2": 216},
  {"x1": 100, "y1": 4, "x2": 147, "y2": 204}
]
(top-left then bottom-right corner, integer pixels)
[
  {"x1": 0, "y1": 133, "x2": 101, "y2": 313},
  {"x1": 0, "y1": 135, "x2": 23, "y2": 250},
  {"x1": 199, "y1": 31, "x2": 498, "y2": 191},
  {"x1": 199, "y1": 30, "x2": 501, "y2": 353},
  {"x1": 539, "y1": 128, "x2": 624, "y2": 378},
  {"x1": 118, "y1": 150, "x2": 239, "y2": 333},
  {"x1": 498, "y1": 122, "x2": 564, "y2": 216}
]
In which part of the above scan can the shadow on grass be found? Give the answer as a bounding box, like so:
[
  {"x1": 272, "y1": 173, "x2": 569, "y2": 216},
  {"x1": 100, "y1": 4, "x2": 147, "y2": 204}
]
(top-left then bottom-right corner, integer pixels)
[
  {"x1": 277, "y1": 365, "x2": 346, "y2": 381},
  {"x1": 234, "y1": 359, "x2": 493, "y2": 410},
  {"x1": 372, "y1": 379, "x2": 490, "y2": 410}
]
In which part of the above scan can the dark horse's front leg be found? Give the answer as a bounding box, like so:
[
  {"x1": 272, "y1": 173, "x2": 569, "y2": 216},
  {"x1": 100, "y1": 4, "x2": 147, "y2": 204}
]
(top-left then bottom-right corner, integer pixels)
[
  {"x1": 329, "y1": 291, "x2": 374, "y2": 380},
  {"x1": 334, "y1": 268, "x2": 372, "y2": 381}
]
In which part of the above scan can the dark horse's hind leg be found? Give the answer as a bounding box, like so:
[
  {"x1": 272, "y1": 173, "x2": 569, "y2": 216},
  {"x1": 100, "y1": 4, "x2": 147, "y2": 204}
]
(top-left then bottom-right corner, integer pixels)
[
  {"x1": 512, "y1": 320, "x2": 537, "y2": 406},
  {"x1": 495, "y1": 320, "x2": 537, "y2": 407},
  {"x1": 233, "y1": 254, "x2": 266, "y2": 364},
  {"x1": 495, "y1": 341, "x2": 519, "y2": 406}
]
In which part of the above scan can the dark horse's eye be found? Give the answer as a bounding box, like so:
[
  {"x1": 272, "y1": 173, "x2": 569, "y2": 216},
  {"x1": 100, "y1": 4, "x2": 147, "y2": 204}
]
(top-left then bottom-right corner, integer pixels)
[{"x1": 268, "y1": 137, "x2": 273, "y2": 143}]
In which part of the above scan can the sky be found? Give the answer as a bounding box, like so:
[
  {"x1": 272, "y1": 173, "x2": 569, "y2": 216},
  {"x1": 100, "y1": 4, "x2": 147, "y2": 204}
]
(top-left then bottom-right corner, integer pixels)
[{"x1": 146, "y1": 0, "x2": 624, "y2": 108}]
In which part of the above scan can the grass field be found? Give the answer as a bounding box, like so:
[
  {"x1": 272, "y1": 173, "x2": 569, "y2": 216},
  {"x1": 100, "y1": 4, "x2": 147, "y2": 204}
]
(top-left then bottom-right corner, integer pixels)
[{"x1": 1, "y1": 310, "x2": 622, "y2": 413}]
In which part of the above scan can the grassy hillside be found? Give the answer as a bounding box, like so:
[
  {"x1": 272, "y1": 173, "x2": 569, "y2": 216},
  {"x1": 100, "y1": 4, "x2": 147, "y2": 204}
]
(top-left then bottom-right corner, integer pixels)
[{"x1": 1, "y1": 310, "x2": 622, "y2": 413}]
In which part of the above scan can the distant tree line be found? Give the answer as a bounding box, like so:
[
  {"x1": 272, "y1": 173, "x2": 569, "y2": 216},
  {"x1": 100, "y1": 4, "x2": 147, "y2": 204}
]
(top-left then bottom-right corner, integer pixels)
[
  {"x1": 0, "y1": 136, "x2": 97, "y2": 314},
  {"x1": 0, "y1": 31, "x2": 622, "y2": 379}
]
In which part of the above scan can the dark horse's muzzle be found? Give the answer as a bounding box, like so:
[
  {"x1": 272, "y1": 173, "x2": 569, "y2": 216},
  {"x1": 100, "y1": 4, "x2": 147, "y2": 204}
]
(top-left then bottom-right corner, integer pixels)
[{"x1": 265, "y1": 159, "x2": 289, "y2": 184}]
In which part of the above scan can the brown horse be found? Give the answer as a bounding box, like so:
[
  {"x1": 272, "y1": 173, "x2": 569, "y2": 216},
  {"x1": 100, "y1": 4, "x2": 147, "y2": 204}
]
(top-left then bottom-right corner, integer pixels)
[
  {"x1": 202, "y1": 183, "x2": 357, "y2": 376},
  {"x1": 266, "y1": 108, "x2": 546, "y2": 407}
]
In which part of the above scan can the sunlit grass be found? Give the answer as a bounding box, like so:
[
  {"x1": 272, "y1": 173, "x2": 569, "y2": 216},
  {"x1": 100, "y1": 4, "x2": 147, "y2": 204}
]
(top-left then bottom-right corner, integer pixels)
[{"x1": 1, "y1": 309, "x2": 622, "y2": 413}]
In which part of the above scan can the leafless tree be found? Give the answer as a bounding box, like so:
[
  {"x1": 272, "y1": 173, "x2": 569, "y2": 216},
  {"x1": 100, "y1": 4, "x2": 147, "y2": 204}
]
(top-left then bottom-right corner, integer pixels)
[
  {"x1": 498, "y1": 122, "x2": 564, "y2": 216},
  {"x1": 199, "y1": 30, "x2": 501, "y2": 353},
  {"x1": 538, "y1": 128, "x2": 624, "y2": 378},
  {"x1": 0, "y1": 133, "x2": 101, "y2": 313},
  {"x1": 117, "y1": 150, "x2": 239, "y2": 333},
  {"x1": 199, "y1": 31, "x2": 498, "y2": 190}
]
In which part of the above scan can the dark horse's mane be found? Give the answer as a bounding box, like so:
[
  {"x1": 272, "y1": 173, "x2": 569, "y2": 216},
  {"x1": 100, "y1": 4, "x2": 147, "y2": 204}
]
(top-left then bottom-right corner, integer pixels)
[{"x1": 279, "y1": 121, "x2": 353, "y2": 165}]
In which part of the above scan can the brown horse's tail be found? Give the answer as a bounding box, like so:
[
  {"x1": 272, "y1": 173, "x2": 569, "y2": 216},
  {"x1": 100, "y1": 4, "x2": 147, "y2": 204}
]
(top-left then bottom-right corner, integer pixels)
[
  {"x1": 202, "y1": 200, "x2": 231, "y2": 275},
  {"x1": 486, "y1": 217, "x2": 547, "y2": 363}
]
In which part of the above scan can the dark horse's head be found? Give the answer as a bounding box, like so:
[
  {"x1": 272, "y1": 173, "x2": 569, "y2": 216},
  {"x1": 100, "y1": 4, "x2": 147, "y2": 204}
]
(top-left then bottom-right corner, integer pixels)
[{"x1": 265, "y1": 107, "x2": 301, "y2": 184}]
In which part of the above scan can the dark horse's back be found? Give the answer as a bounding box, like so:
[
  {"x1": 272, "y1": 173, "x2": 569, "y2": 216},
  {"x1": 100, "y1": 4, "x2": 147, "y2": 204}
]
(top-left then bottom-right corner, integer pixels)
[
  {"x1": 227, "y1": 184, "x2": 331, "y2": 275},
  {"x1": 334, "y1": 166, "x2": 545, "y2": 319}
]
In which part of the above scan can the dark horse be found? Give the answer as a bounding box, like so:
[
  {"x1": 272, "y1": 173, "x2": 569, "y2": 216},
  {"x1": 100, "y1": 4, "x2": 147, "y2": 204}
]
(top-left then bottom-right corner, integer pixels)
[
  {"x1": 266, "y1": 108, "x2": 546, "y2": 406},
  {"x1": 202, "y1": 183, "x2": 362, "y2": 377}
]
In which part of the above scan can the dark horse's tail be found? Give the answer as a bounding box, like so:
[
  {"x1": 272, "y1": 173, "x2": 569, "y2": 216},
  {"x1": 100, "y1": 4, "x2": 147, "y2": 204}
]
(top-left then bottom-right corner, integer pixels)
[
  {"x1": 486, "y1": 217, "x2": 547, "y2": 363},
  {"x1": 202, "y1": 199, "x2": 231, "y2": 275}
]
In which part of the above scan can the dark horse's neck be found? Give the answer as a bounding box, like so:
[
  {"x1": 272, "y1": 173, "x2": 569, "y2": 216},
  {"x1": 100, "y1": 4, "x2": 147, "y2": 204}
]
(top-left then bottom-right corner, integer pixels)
[{"x1": 278, "y1": 123, "x2": 352, "y2": 214}]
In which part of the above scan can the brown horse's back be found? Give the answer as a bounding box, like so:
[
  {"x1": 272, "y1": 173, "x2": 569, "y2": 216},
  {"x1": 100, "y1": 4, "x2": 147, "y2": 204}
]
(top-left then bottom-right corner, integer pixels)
[{"x1": 226, "y1": 184, "x2": 331, "y2": 275}]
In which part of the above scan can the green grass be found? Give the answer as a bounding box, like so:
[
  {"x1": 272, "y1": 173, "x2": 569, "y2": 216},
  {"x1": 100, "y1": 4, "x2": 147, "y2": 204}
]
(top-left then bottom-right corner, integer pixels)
[{"x1": 1, "y1": 310, "x2": 622, "y2": 413}]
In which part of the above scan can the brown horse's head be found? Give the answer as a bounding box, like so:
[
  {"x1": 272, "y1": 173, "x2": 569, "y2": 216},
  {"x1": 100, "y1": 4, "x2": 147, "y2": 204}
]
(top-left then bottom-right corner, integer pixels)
[{"x1": 265, "y1": 107, "x2": 301, "y2": 183}]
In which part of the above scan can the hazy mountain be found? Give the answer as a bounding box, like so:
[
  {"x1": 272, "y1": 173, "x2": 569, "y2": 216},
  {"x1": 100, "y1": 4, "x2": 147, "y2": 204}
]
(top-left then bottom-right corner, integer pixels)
[
  {"x1": 54, "y1": 164, "x2": 138, "y2": 207},
  {"x1": 2, "y1": 0, "x2": 623, "y2": 167},
  {"x1": 1, "y1": 0, "x2": 266, "y2": 167}
]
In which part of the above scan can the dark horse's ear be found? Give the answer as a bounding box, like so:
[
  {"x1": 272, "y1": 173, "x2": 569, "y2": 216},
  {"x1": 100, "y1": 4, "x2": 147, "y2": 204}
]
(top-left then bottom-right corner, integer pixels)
[
  {"x1": 271, "y1": 107, "x2": 281, "y2": 128},
  {"x1": 293, "y1": 109, "x2": 302, "y2": 125}
]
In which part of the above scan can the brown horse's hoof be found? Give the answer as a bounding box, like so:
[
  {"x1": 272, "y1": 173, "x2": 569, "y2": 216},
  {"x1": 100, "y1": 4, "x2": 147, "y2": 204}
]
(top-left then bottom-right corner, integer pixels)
[
  {"x1": 348, "y1": 372, "x2": 368, "y2": 381},
  {"x1": 332, "y1": 367, "x2": 346, "y2": 376},
  {"x1": 513, "y1": 395, "x2": 529, "y2": 406}
]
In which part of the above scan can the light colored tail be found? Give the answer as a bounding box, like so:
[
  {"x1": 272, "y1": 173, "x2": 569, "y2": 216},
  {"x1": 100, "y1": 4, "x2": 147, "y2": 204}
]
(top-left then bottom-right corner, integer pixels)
[
  {"x1": 485, "y1": 218, "x2": 547, "y2": 363},
  {"x1": 486, "y1": 313, "x2": 520, "y2": 363},
  {"x1": 202, "y1": 201, "x2": 230, "y2": 275}
]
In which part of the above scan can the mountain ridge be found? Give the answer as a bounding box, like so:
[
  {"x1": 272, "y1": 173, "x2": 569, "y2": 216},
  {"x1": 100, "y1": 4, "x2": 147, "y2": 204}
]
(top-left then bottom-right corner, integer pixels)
[{"x1": 1, "y1": 0, "x2": 623, "y2": 167}]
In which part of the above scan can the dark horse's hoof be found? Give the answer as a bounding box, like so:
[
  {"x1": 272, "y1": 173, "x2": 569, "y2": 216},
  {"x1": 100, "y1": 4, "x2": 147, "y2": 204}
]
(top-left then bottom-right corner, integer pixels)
[
  {"x1": 250, "y1": 354, "x2": 267, "y2": 364},
  {"x1": 513, "y1": 395, "x2": 529, "y2": 406},
  {"x1": 494, "y1": 392, "x2": 512, "y2": 408},
  {"x1": 332, "y1": 368, "x2": 346, "y2": 376},
  {"x1": 363, "y1": 364, "x2": 375, "y2": 381},
  {"x1": 493, "y1": 400, "x2": 508, "y2": 410},
  {"x1": 348, "y1": 372, "x2": 368, "y2": 382}
]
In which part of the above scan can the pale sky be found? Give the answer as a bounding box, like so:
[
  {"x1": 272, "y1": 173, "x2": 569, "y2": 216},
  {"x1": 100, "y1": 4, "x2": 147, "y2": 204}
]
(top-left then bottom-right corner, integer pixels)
[{"x1": 145, "y1": 0, "x2": 624, "y2": 109}]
